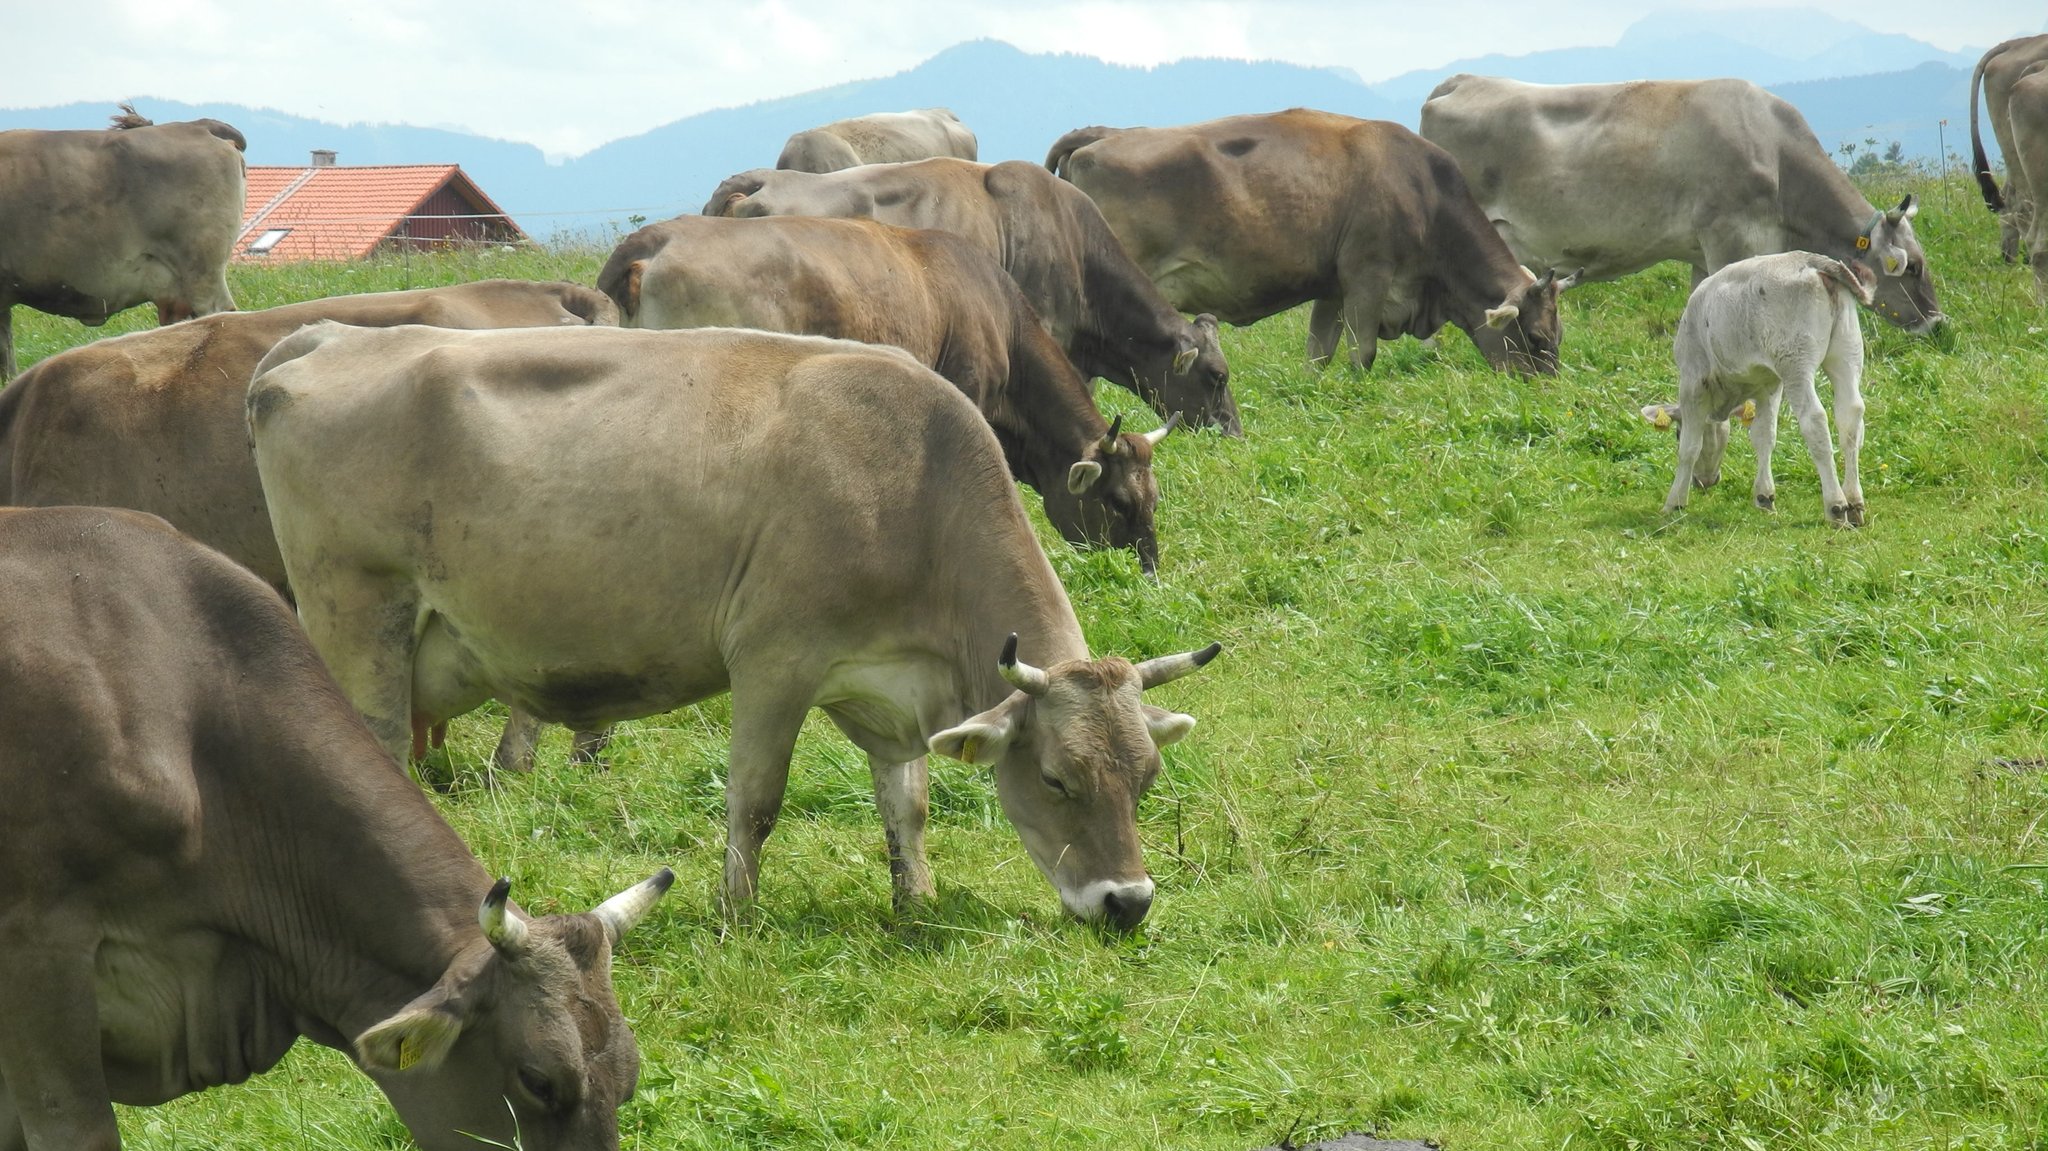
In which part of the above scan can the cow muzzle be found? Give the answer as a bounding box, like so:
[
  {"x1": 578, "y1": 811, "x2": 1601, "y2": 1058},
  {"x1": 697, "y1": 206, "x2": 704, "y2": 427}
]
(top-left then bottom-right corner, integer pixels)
[{"x1": 1064, "y1": 877, "x2": 1156, "y2": 930}]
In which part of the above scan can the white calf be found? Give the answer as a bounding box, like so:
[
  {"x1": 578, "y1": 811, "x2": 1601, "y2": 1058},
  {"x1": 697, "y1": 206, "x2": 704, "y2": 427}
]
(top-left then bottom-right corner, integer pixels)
[{"x1": 1643, "y1": 251, "x2": 1874, "y2": 527}]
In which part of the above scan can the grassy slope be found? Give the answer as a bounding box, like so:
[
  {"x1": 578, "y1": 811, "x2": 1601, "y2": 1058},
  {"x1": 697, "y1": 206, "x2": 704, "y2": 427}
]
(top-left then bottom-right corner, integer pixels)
[{"x1": 14, "y1": 177, "x2": 2045, "y2": 1151}]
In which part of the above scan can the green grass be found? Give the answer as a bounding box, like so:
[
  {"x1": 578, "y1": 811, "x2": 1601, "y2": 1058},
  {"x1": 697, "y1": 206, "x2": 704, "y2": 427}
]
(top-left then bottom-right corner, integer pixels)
[{"x1": 15, "y1": 175, "x2": 2048, "y2": 1150}]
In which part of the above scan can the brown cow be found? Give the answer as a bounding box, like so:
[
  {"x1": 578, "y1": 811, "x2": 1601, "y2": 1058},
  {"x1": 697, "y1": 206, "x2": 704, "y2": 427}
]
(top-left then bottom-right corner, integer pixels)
[
  {"x1": 596, "y1": 214, "x2": 1173, "y2": 573},
  {"x1": 0, "y1": 106, "x2": 246, "y2": 380},
  {"x1": 1046, "y1": 109, "x2": 1575, "y2": 373},
  {"x1": 0, "y1": 279, "x2": 618, "y2": 775},
  {"x1": 2008, "y1": 67, "x2": 2048, "y2": 297},
  {"x1": 701, "y1": 158, "x2": 1238, "y2": 434},
  {"x1": 0, "y1": 505, "x2": 672, "y2": 1151},
  {"x1": 777, "y1": 108, "x2": 978, "y2": 172},
  {"x1": 1971, "y1": 35, "x2": 2048, "y2": 263}
]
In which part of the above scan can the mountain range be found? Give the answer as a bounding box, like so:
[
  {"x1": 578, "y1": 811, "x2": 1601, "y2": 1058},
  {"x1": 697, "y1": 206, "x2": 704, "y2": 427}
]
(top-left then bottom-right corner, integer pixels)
[{"x1": 0, "y1": 8, "x2": 2003, "y2": 242}]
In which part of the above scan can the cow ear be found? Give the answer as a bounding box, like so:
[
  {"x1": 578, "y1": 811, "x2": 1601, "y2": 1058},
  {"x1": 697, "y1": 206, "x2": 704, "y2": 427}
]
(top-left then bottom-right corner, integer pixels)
[
  {"x1": 357, "y1": 997, "x2": 465, "y2": 1074},
  {"x1": 1484, "y1": 304, "x2": 1521, "y2": 329},
  {"x1": 1067, "y1": 459, "x2": 1104, "y2": 494},
  {"x1": 1142, "y1": 704, "x2": 1197, "y2": 747},
  {"x1": 1172, "y1": 344, "x2": 1198, "y2": 374},
  {"x1": 930, "y1": 703, "x2": 1026, "y2": 766}
]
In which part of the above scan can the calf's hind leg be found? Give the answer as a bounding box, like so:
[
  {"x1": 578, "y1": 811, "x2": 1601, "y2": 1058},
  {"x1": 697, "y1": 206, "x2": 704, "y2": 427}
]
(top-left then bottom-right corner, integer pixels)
[
  {"x1": 1748, "y1": 385, "x2": 1783, "y2": 511},
  {"x1": 1822, "y1": 313, "x2": 1867, "y2": 526},
  {"x1": 1781, "y1": 365, "x2": 1851, "y2": 526}
]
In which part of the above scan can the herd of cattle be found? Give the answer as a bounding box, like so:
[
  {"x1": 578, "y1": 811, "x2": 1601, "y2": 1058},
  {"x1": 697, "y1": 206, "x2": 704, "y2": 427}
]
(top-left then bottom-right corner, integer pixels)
[{"x1": 0, "y1": 34, "x2": 2039, "y2": 1147}]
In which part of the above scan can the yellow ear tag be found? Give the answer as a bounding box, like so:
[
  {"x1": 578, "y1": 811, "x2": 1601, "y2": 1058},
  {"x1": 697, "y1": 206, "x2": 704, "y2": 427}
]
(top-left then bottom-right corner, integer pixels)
[
  {"x1": 1738, "y1": 399, "x2": 1757, "y2": 427},
  {"x1": 1652, "y1": 409, "x2": 1672, "y2": 430},
  {"x1": 959, "y1": 736, "x2": 981, "y2": 764},
  {"x1": 397, "y1": 1035, "x2": 422, "y2": 1071},
  {"x1": 1883, "y1": 252, "x2": 1904, "y2": 275},
  {"x1": 1855, "y1": 236, "x2": 1870, "y2": 250}
]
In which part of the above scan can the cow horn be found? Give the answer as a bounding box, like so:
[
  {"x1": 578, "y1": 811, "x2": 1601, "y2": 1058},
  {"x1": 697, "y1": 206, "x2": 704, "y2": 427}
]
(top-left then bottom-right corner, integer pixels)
[
  {"x1": 999, "y1": 632, "x2": 1049, "y2": 696},
  {"x1": 593, "y1": 867, "x2": 676, "y2": 946},
  {"x1": 1098, "y1": 414, "x2": 1124, "y2": 455},
  {"x1": 1143, "y1": 411, "x2": 1182, "y2": 446},
  {"x1": 1136, "y1": 642, "x2": 1223, "y2": 690},
  {"x1": 1533, "y1": 268, "x2": 1557, "y2": 289},
  {"x1": 479, "y1": 877, "x2": 530, "y2": 956}
]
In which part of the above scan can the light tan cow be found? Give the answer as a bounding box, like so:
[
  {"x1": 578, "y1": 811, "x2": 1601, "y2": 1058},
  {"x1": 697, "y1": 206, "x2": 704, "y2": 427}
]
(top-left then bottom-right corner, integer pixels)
[
  {"x1": 1970, "y1": 35, "x2": 2048, "y2": 263},
  {"x1": 0, "y1": 280, "x2": 619, "y2": 775},
  {"x1": 249, "y1": 324, "x2": 1220, "y2": 928},
  {"x1": 1420, "y1": 76, "x2": 1943, "y2": 334},
  {"x1": 777, "y1": 108, "x2": 977, "y2": 172},
  {"x1": 2010, "y1": 67, "x2": 2048, "y2": 297},
  {"x1": 0, "y1": 107, "x2": 246, "y2": 379}
]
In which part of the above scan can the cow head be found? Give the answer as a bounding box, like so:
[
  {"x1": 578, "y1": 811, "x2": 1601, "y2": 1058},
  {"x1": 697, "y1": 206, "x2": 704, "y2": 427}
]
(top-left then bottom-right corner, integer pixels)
[
  {"x1": 1144, "y1": 314, "x2": 1240, "y2": 436},
  {"x1": 1470, "y1": 268, "x2": 1578, "y2": 375},
  {"x1": 701, "y1": 170, "x2": 772, "y2": 217},
  {"x1": 355, "y1": 871, "x2": 674, "y2": 1151},
  {"x1": 1045, "y1": 413, "x2": 1173, "y2": 575},
  {"x1": 1857, "y1": 195, "x2": 1944, "y2": 334},
  {"x1": 928, "y1": 634, "x2": 1219, "y2": 931}
]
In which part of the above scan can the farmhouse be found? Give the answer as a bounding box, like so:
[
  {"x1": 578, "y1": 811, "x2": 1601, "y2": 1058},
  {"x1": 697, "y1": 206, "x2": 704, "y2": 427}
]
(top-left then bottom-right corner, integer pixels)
[{"x1": 234, "y1": 150, "x2": 526, "y2": 261}]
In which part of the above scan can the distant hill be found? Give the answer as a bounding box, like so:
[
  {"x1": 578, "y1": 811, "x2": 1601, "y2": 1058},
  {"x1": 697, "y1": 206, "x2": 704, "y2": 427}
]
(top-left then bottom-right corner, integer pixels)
[{"x1": 0, "y1": 14, "x2": 1995, "y2": 242}]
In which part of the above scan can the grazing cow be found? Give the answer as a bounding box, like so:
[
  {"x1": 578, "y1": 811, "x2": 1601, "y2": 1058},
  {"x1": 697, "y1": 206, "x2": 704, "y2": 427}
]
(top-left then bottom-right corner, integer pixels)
[
  {"x1": 596, "y1": 214, "x2": 1172, "y2": 572},
  {"x1": 1420, "y1": 75, "x2": 1943, "y2": 334},
  {"x1": 0, "y1": 279, "x2": 619, "y2": 775},
  {"x1": 0, "y1": 106, "x2": 246, "y2": 380},
  {"x1": 0, "y1": 505, "x2": 672, "y2": 1151},
  {"x1": 701, "y1": 158, "x2": 1238, "y2": 434},
  {"x1": 249, "y1": 324, "x2": 1219, "y2": 928},
  {"x1": 1643, "y1": 252, "x2": 1872, "y2": 527},
  {"x1": 777, "y1": 108, "x2": 978, "y2": 172},
  {"x1": 1044, "y1": 109, "x2": 1576, "y2": 373},
  {"x1": 1970, "y1": 35, "x2": 2048, "y2": 263}
]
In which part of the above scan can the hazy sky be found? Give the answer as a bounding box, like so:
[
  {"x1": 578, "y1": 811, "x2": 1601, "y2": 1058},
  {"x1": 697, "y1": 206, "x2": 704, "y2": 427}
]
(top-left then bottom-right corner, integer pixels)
[{"x1": 4, "y1": 0, "x2": 2037, "y2": 158}]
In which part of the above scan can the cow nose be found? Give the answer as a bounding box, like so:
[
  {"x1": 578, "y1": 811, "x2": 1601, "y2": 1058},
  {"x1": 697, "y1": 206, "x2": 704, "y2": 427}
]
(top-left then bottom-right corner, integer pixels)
[{"x1": 1100, "y1": 880, "x2": 1155, "y2": 930}]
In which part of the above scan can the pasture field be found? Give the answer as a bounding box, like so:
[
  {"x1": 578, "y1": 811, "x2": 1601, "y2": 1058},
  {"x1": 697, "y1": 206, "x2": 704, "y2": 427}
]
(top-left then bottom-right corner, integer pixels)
[{"x1": 13, "y1": 176, "x2": 2046, "y2": 1151}]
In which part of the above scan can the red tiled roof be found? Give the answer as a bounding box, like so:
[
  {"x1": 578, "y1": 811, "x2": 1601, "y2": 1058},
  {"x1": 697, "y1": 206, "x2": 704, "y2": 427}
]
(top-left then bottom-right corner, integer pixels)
[{"x1": 235, "y1": 164, "x2": 525, "y2": 262}]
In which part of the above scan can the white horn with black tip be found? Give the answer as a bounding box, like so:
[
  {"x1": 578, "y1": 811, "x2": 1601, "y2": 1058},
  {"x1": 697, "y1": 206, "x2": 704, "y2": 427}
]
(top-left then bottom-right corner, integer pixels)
[
  {"x1": 593, "y1": 867, "x2": 676, "y2": 945},
  {"x1": 1142, "y1": 411, "x2": 1181, "y2": 446},
  {"x1": 1136, "y1": 641, "x2": 1223, "y2": 690},
  {"x1": 479, "y1": 877, "x2": 530, "y2": 956},
  {"x1": 998, "y1": 632, "x2": 1049, "y2": 696}
]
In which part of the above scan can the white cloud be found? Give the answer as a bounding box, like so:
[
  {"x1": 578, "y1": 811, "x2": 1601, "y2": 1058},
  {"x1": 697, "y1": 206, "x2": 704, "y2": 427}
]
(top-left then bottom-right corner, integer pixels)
[{"x1": 2, "y1": 0, "x2": 2036, "y2": 155}]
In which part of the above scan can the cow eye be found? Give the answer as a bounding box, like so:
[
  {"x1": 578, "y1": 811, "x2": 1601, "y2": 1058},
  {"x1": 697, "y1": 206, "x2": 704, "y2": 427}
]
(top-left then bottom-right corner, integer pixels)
[
  {"x1": 517, "y1": 1066, "x2": 559, "y2": 1109},
  {"x1": 1040, "y1": 772, "x2": 1070, "y2": 797}
]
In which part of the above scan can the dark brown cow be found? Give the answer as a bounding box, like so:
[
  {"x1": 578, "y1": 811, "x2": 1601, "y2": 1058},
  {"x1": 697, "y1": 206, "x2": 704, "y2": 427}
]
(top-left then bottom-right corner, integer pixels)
[
  {"x1": 0, "y1": 107, "x2": 247, "y2": 380},
  {"x1": 701, "y1": 158, "x2": 1239, "y2": 434},
  {"x1": 0, "y1": 505, "x2": 672, "y2": 1151},
  {"x1": 1970, "y1": 35, "x2": 2048, "y2": 264},
  {"x1": 0, "y1": 279, "x2": 618, "y2": 775},
  {"x1": 597, "y1": 214, "x2": 1173, "y2": 572},
  {"x1": 1046, "y1": 109, "x2": 1574, "y2": 373}
]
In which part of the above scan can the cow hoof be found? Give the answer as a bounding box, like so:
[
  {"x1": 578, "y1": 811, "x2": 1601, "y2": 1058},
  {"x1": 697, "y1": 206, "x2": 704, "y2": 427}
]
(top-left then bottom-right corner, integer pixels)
[
  {"x1": 1826, "y1": 503, "x2": 1855, "y2": 528},
  {"x1": 410, "y1": 755, "x2": 458, "y2": 794},
  {"x1": 570, "y1": 728, "x2": 613, "y2": 768},
  {"x1": 1755, "y1": 493, "x2": 1774, "y2": 511},
  {"x1": 1846, "y1": 502, "x2": 1865, "y2": 528}
]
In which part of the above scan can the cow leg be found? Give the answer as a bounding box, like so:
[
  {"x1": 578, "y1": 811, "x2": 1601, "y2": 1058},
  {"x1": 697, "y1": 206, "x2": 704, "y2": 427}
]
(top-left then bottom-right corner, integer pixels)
[
  {"x1": 570, "y1": 726, "x2": 614, "y2": 767},
  {"x1": 1305, "y1": 299, "x2": 1344, "y2": 366},
  {"x1": 0, "y1": 916, "x2": 121, "y2": 1151},
  {"x1": 1748, "y1": 386, "x2": 1783, "y2": 511},
  {"x1": 1782, "y1": 367, "x2": 1848, "y2": 525},
  {"x1": 493, "y1": 710, "x2": 545, "y2": 774},
  {"x1": 0, "y1": 306, "x2": 14, "y2": 383},
  {"x1": 868, "y1": 754, "x2": 935, "y2": 913},
  {"x1": 1823, "y1": 325, "x2": 1866, "y2": 527},
  {"x1": 720, "y1": 684, "x2": 814, "y2": 919},
  {"x1": 295, "y1": 574, "x2": 421, "y2": 765},
  {"x1": 1340, "y1": 288, "x2": 1386, "y2": 371},
  {"x1": 1664, "y1": 403, "x2": 1707, "y2": 512}
]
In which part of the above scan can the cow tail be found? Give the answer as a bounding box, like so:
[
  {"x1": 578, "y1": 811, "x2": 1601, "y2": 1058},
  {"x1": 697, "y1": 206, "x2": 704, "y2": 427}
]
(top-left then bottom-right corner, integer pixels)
[
  {"x1": 1816, "y1": 257, "x2": 1876, "y2": 308},
  {"x1": 108, "y1": 102, "x2": 154, "y2": 129},
  {"x1": 1044, "y1": 127, "x2": 1115, "y2": 177},
  {"x1": 1972, "y1": 45, "x2": 2006, "y2": 212}
]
